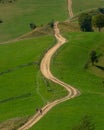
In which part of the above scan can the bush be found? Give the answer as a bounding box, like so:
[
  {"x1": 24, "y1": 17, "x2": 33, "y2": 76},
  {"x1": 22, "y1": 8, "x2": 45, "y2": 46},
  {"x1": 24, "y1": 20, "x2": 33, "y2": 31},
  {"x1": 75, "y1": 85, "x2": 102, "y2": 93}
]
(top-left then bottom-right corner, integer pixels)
[
  {"x1": 29, "y1": 23, "x2": 37, "y2": 30},
  {"x1": 98, "y1": 8, "x2": 104, "y2": 14},
  {"x1": 48, "y1": 20, "x2": 54, "y2": 28},
  {"x1": 0, "y1": 20, "x2": 3, "y2": 23}
]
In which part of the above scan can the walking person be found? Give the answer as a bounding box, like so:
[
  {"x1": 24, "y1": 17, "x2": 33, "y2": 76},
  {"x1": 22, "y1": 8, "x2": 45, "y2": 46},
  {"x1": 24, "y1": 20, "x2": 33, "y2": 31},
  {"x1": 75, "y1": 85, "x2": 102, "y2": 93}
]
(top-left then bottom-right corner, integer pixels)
[{"x1": 40, "y1": 109, "x2": 42, "y2": 115}]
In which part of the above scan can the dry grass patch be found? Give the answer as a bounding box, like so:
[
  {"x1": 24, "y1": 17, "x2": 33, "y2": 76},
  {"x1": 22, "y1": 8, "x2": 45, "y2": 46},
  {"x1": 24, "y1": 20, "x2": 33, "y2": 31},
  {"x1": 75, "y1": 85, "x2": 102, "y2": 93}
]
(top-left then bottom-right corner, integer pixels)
[
  {"x1": 58, "y1": 21, "x2": 80, "y2": 33},
  {"x1": 0, "y1": 116, "x2": 30, "y2": 130}
]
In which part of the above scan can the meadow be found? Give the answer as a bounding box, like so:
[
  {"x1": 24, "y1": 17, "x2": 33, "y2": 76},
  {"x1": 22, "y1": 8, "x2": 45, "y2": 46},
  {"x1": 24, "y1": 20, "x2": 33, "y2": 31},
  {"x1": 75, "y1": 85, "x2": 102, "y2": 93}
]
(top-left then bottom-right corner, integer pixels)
[
  {"x1": 0, "y1": 36, "x2": 67, "y2": 128},
  {"x1": 30, "y1": 33, "x2": 104, "y2": 130},
  {"x1": 0, "y1": 0, "x2": 67, "y2": 42},
  {"x1": 0, "y1": 0, "x2": 104, "y2": 129},
  {"x1": 72, "y1": 0, "x2": 104, "y2": 14}
]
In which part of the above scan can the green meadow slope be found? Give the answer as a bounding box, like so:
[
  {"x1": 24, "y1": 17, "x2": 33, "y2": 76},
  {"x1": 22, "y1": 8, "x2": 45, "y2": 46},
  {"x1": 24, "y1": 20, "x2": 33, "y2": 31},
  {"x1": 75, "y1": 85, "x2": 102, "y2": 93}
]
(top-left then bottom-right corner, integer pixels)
[
  {"x1": 30, "y1": 33, "x2": 104, "y2": 130},
  {"x1": 0, "y1": 0, "x2": 67, "y2": 42},
  {"x1": 0, "y1": 0, "x2": 104, "y2": 129},
  {"x1": 0, "y1": 36, "x2": 67, "y2": 128},
  {"x1": 73, "y1": 0, "x2": 104, "y2": 14}
]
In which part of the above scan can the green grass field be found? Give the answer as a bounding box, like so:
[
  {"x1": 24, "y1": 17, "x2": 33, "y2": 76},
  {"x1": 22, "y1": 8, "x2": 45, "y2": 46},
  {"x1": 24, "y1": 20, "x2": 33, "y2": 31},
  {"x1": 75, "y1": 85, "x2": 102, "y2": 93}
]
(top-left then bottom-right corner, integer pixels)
[
  {"x1": 0, "y1": 36, "x2": 67, "y2": 128},
  {"x1": 1, "y1": 0, "x2": 104, "y2": 129},
  {"x1": 30, "y1": 33, "x2": 104, "y2": 130},
  {"x1": 0, "y1": 0, "x2": 68, "y2": 42},
  {"x1": 72, "y1": 0, "x2": 104, "y2": 14}
]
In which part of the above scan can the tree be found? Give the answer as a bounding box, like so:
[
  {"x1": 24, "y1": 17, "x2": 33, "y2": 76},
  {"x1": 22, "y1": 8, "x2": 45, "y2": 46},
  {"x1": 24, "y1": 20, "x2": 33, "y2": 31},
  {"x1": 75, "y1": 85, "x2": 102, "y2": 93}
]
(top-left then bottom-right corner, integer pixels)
[
  {"x1": 29, "y1": 23, "x2": 36, "y2": 30},
  {"x1": 0, "y1": 20, "x2": 3, "y2": 23},
  {"x1": 92, "y1": 14, "x2": 104, "y2": 32},
  {"x1": 98, "y1": 8, "x2": 104, "y2": 14},
  {"x1": 90, "y1": 50, "x2": 98, "y2": 65},
  {"x1": 78, "y1": 13, "x2": 92, "y2": 32},
  {"x1": 48, "y1": 20, "x2": 54, "y2": 28}
]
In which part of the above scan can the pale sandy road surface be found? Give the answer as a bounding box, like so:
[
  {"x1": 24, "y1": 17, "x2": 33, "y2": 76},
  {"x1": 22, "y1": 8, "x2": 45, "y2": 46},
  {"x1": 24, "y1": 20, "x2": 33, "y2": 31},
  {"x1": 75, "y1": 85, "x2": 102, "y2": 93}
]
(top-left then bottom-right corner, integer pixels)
[
  {"x1": 18, "y1": 22, "x2": 80, "y2": 130},
  {"x1": 68, "y1": 0, "x2": 74, "y2": 18}
]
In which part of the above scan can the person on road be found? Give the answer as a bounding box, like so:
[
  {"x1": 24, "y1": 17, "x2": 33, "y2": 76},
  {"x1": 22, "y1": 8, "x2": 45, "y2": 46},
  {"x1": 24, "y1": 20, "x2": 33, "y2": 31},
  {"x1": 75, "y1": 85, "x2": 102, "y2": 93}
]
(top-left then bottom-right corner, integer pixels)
[{"x1": 40, "y1": 109, "x2": 42, "y2": 115}]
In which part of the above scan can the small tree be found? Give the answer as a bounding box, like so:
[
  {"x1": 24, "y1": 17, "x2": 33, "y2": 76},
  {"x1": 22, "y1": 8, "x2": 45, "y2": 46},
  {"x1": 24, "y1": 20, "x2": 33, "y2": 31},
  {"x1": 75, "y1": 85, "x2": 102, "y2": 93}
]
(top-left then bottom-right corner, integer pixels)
[
  {"x1": 90, "y1": 50, "x2": 98, "y2": 65},
  {"x1": 29, "y1": 23, "x2": 36, "y2": 30},
  {"x1": 48, "y1": 20, "x2": 54, "y2": 28},
  {"x1": 98, "y1": 8, "x2": 104, "y2": 14},
  {"x1": 78, "y1": 13, "x2": 92, "y2": 32},
  {"x1": 0, "y1": 20, "x2": 3, "y2": 23},
  {"x1": 92, "y1": 14, "x2": 104, "y2": 32}
]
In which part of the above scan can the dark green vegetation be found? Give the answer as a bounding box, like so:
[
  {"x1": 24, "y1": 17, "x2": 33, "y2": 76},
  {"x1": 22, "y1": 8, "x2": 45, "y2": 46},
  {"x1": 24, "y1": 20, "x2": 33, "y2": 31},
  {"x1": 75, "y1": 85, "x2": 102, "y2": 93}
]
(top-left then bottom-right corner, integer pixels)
[
  {"x1": 92, "y1": 13, "x2": 104, "y2": 31},
  {"x1": 0, "y1": 0, "x2": 67, "y2": 42},
  {"x1": 31, "y1": 33, "x2": 104, "y2": 130},
  {"x1": 0, "y1": 36, "x2": 67, "y2": 128},
  {"x1": 78, "y1": 13, "x2": 92, "y2": 32},
  {"x1": 78, "y1": 10, "x2": 104, "y2": 32}
]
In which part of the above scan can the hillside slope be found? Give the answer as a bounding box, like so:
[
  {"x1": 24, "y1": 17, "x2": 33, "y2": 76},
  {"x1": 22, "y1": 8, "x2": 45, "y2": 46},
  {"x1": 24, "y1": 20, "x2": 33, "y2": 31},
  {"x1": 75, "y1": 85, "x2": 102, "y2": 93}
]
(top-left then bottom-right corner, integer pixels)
[
  {"x1": 0, "y1": 0, "x2": 68, "y2": 42},
  {"x1": 31, "y1": 32, "x2": 104, "y2": 130}
]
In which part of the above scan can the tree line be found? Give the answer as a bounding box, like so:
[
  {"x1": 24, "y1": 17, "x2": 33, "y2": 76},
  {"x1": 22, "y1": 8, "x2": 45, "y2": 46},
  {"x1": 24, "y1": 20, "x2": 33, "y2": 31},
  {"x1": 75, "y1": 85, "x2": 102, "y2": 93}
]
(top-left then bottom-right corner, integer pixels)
[{"x1": 78, "y1": 8, "x2": 104, "y2": 32}]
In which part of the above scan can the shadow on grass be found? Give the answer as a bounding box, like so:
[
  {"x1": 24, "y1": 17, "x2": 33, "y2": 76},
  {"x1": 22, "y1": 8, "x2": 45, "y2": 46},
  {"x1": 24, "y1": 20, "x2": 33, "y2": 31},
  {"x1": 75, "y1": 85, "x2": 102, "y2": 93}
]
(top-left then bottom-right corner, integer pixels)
[
  {"x1": 0, "y1": 61, "x2": 39, "y2": 76},
  {"x1": 95, "y1": 65, "x2": 104, "y2": 71},
  {"x1": 0, "y1": 93, "x2": 31, "y2": 104}
]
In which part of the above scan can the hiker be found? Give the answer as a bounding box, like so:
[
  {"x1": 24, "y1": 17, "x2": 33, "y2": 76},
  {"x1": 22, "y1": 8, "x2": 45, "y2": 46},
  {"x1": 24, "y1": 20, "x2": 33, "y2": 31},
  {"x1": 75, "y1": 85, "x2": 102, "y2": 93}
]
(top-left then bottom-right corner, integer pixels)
[{"x1": 40, "y1": 109, "x2": 42, "y2": 115}]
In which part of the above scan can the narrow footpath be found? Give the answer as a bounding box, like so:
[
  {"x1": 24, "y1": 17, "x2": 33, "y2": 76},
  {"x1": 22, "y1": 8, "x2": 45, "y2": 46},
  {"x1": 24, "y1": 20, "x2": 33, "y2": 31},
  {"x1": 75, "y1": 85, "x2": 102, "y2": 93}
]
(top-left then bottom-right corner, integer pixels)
[
  {"x1": 68, "y1": 0, "x2": 74, "y2": 18},
  {"x1": 18, "y1": 22, "x2": 80, "y2": 130}
]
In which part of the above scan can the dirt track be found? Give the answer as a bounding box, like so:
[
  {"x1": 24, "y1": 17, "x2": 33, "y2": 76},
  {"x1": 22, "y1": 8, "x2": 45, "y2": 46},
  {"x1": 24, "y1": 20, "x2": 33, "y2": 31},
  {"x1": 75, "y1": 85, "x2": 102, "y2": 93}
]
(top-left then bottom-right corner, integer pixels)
[
  {"x1": 68, "y1": 0, "x2": 74, "y2": 18},
  {"x1": 18, "y1": 22, "x2": 80, "y2": 130}
]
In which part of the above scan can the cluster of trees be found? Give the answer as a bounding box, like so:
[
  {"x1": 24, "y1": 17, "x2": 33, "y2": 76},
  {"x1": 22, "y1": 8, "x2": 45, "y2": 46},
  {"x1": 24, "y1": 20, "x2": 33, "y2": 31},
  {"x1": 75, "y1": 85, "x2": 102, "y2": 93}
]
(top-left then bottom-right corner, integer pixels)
[
  {"x1": 78, "y1": 12, "x2": 104, "y2": 32},
  {"x1": 78, "y1": 13, "x2": 92, "y2": 32}
]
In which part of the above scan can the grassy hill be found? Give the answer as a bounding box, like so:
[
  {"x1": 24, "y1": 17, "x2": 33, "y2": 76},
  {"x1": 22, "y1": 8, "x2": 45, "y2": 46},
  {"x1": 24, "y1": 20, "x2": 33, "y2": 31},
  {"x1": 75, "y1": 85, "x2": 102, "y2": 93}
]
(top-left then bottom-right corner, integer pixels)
[
  {"x1": 72, "y1": 0, "x2": 104, "y2": 14},
  {"x1": 0, "y1": 36, "x2": 67, "y2": 129},
  {"x1": 0, "y1": 0, "x2": 68, "y2": 43},
  {"x1": 30, "y1": 33, "x2": 104, "y2": 130},
  {"x1": 0, "y1": 0, "x2": 104, "y2": 129}
]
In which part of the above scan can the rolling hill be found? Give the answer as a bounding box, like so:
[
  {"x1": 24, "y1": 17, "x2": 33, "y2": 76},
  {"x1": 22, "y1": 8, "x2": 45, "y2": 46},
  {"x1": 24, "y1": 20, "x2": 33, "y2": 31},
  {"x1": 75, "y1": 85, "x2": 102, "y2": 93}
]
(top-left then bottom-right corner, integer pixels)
[
  {"x1": 0, "y1": 0, "x2": 67, "y2": 42},
  {"x1": 0, "y1": 0, "x2": 104, "y2": 129},
  {"x1": 31, "y1": 32, "x2": 104, "y2": 130}
]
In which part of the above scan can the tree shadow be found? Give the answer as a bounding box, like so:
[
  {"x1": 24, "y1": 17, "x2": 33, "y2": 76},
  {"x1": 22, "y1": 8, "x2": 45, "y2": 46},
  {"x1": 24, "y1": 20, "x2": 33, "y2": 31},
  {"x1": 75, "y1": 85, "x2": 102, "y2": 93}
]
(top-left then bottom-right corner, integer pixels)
[
  {"x1": 0, "y1": 61, "x2": 38, "y2": 76},
  {"x1": 95, "y1": 65, "x2": 104, "y2": 71}
]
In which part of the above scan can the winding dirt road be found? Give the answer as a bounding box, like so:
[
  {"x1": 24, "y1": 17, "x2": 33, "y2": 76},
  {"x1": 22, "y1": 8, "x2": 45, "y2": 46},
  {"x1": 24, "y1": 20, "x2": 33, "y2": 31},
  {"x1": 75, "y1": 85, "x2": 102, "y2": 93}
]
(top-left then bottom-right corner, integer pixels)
[
  {"x1": 68, "y1": 0, "x2": 74, "y2": 18},
  {"x1": 18, "y1": 22, "x2": 80, "y2": 130}
]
